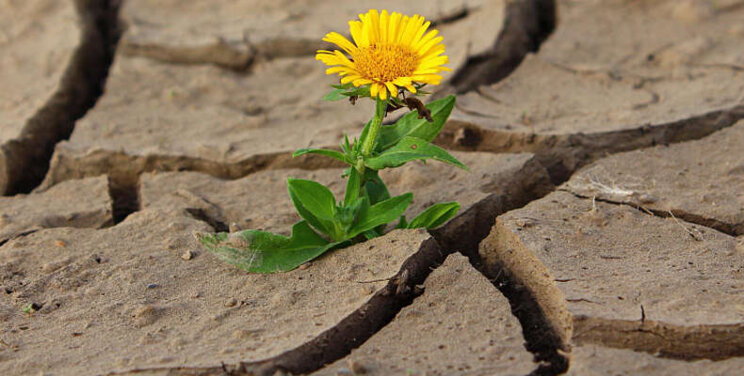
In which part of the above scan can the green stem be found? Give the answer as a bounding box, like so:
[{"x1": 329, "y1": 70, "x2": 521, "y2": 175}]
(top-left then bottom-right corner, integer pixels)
[
  {"x1": 360, "y1": 99, "x2": 387, "y2": 158},
  {"x1": 354, "y1": 99, "x2": 386, "y2": 200}
]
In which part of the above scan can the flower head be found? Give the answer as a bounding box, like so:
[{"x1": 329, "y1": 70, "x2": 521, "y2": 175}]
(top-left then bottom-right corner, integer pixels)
[{"x1": 316, "y1": 9, "x2": 450, "y2": 100}]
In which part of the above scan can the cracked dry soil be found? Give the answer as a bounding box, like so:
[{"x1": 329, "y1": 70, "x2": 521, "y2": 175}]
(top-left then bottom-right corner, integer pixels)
[{"x1": 2, "y1": 0, "x2": 744, "y2": 375}]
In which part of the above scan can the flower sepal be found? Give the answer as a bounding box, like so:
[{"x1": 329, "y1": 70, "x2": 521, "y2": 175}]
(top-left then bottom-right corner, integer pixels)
[{"x1": 323, "y1": 82, "x2": 371, "y2": 102}]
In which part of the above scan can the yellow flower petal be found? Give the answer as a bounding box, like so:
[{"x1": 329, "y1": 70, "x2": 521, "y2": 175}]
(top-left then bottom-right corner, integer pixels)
[
  {"x1": 370, "y1": 82, "x2": 380, "y2": 98},
  {"x1": 415, "y1": 31, "x2": 440, "y2": 53},
  {"x1": 353, "y1": 78, "x2": 373, "y2": 86},
  {"x1": 410, "y1": 20, "x2": 431, "y2": 47},
  {"x1": 385, "y1": 82, "x2": 398, "y2": 97},
  {"x1": 419, "y1": 56, "x2": 449, "y2": 69},
  {"x1": 368, "y1": 9, "x2": 380, "y2": 43},
  {"x1": 380, "y1": 10, "x2": 389, "y2": 43},
  {"x1": 388, "y1": 12, "x2": 402, "y2": 44},
  {"x1": 325, "y1": 67, "x2": 349, "y2": 75},
  {"x1": 418, "y1": 36, "x2": 444, "y2": 57},
  {"x1": 316, "y1": 9, "x2": 450, "y2": 98},
  {"x1": 349, "y1": 20, "x2": 365, "y2": 47},
  {"x1": 393, "y1": 77, "x2": 412, "y2": 85},
  {"x1": 341, "y1": 75, "x2": 359, "y2": 84},
  {"x1": 323, "y1": 32, "x2": 357, "y2": 54}
]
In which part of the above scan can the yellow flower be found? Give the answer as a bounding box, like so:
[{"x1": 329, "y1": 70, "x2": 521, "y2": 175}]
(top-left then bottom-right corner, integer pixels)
[{"x1": 316, "y1": 9, "x2": 450, "y2": 100}]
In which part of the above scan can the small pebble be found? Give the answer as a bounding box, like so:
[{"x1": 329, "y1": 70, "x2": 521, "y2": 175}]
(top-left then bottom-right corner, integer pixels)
[
  {"x1": 335, "y1": 368, "x2": 352, "y2": 376},
  {"x1": 133, "y1": 305, "x2": 159, "y2": 327},
  {"x1": 225, "y1": 298, "x2": 238, "y2": 308},
  {"x1": 348, "y1": 359, "x2": 367, "y2": 374},
  {"x1": 638, "y1": 194, "x2": 659, "y2": 204},
  {"x1": 232, "y1": 329, "x2": 255, "y2": 339},
  {"x1": 298, "y1": 262, "x2": 312, "y2": 270},
  {"x1": 181, "y1": 250, "x2": 193, "y2": 260},
  {"x1": 41, "y1": 263, "x2": 61, "y2": 273},
  {"x1": 229, "y1": 222, "x2": 242, "y2": 232},
  {"x1": 146, "y1": 283, "x2": 159, "y2": 289},
  {"x1": 156, "y1": 356, "x2": 177, "y2": 364},
  {"x1": 515, "y1": 218, "x2": 535, "y2": 228}
]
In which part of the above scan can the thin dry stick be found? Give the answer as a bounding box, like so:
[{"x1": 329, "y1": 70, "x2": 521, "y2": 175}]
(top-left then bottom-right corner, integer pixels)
[
  {"x1": 637, "y1": 205, "x2": 655, "y2": 216},
  {"x1": 667, "y1": 210, "x2": 703, "y2": 241},
  {"x1": 693, "y1": 63, "x2": 744, "y2": 71},
  {"x1": 356, "y1": 276, "x2": 395, "y2": 284}
]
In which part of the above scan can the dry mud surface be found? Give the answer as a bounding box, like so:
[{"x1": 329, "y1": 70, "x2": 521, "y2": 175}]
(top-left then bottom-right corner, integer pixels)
[
  {"x1": 0, "y1": 0, "x2": 78, "y2": 144},
  {"x1": 3, "y1": 0, "x2": 744, "y2": 375},
  {"x1": 439, "y1": 0, "x2": 744, "y2": 180},
  {"x1": 0, "y1": 0, "x2": 118, "y2": 195},
  {"x1": 0, "y1": 0, "x2": 79, "y2": 194}
]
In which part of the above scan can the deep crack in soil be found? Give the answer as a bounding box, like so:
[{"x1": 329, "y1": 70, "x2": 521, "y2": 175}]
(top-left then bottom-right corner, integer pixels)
[
  {"x1": 429, "y1": 163, "x2": 570, "y2": 375},
  {"x1": 573, "y1": 316, "x2": 744, "y2": 361},
  {"x1": 438, "y1": 103, "x2": 744, "y2": 185},
  {"x1": 448, "y1": 0, "x2": 557, "y2": 94},
  {"x1": 0, "y1": 0, "x2": 122, "y2": 195},
  {"x1": 109, "y1": 173, "x2": 140, "y2": 224}
]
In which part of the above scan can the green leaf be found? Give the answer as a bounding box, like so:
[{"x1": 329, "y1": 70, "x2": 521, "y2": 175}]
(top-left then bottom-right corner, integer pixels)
[
  {"x1": 324, "y1": 88, "x2": 349, "y2": 101},
  {"x1": 199, "y1": 221, "x2": 342, "y2": 273},
  {"x1": 377, "y1": 95, "x2": 455, "y2": 150},
  {"x1": 356, "y1": 119, "x2": 373, "y2": 156},
  {"x1": 395, "y1": 215, "x2": 408, "y2": 229},
  {"x1": 365, "y1": 136, "x2": 469, "y2": 171},
  {"x1": 282, "y1": 221, "x2": 336, "y2": 251},
  {"x1": 349, "y1": 193, "x2": 413, "y2": 237},
  {"x1": 287, "y1": 178, "x2": 336, "y2": 219},
  {"x1": 344, "y1": 167, "x2": 361, "y2": 205},
  {"x1": 293, "y1": 148, "x2": 350, "y2": 164},
  {"x1": 365, "y1": 171, "x2": 392, "y2": 236},
  {"x1": 324, "y1": 83, "x2": 371, "y2": 102},
  {"x1": 343, "y1": 86, "x2": 371, "y2": 98},
  {"x1": 408, "y1": 202, "x2": 460, "y2": 229},
  {"x1": 342, "y1": 135, "x2": 352, "y2": 155},
  {"x1": 332, "y1": 83, "x2": 354, "y2": 90},
  {"x1": 287, "y1": 178, "x2": 338, "y2": 238},
  {"x1": 363, "y1": 228, "x2": 381, "y2": 240},
  {"x1": 362, "y1": 169, "x2": 391, "y2": 205}
]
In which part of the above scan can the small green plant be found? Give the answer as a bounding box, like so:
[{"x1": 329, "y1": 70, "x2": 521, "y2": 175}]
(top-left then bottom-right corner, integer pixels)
[
  {"x1": 199, "y1": 9, "x2": 467, "y2": 273},
  {"x1": 22, "y1": 303, "x2": 35, "y2": 314}
]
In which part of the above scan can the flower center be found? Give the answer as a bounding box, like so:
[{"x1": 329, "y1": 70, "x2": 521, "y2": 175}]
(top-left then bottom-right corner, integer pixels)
[{"x1": 353, "y1": 43, "x2": 419, "y2": 82}]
